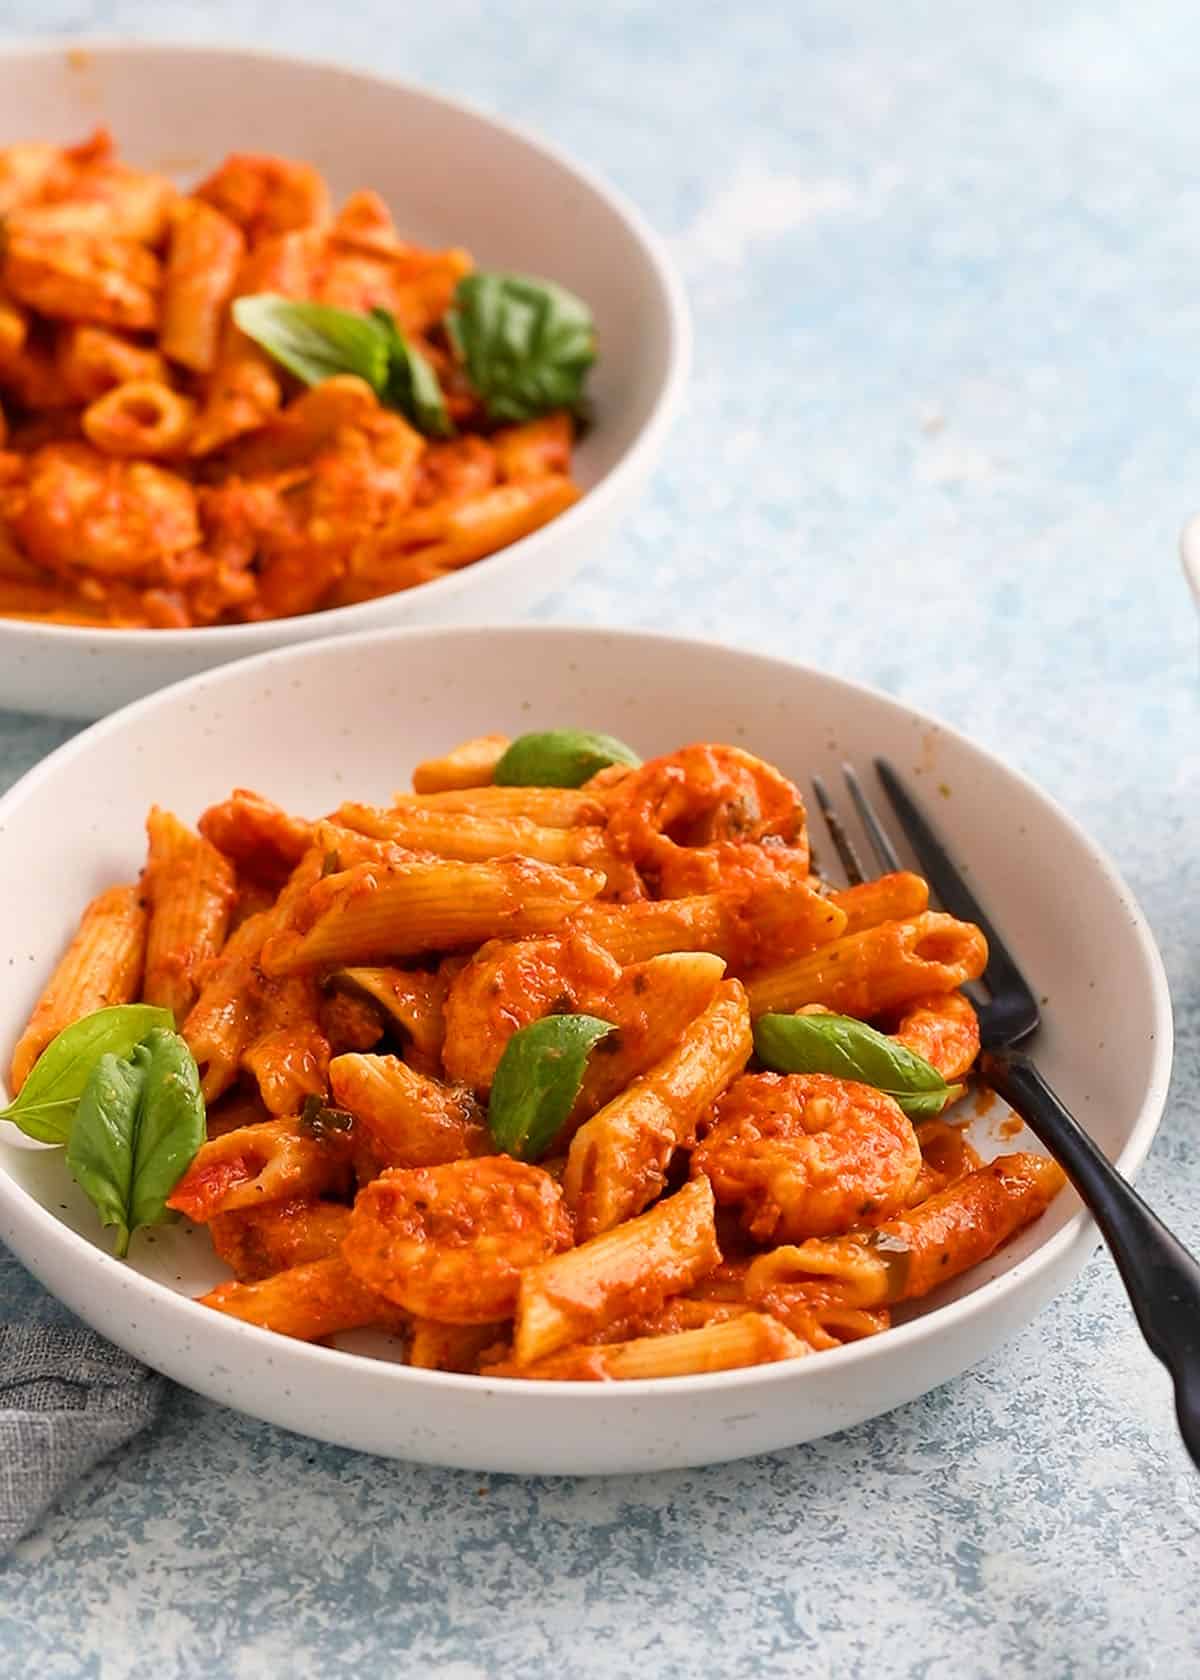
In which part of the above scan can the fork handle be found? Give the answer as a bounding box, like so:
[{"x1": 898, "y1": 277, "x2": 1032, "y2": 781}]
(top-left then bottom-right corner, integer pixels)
[{"x1": 982, "y1": 1048, "x2": 1200, "y2": 1470}]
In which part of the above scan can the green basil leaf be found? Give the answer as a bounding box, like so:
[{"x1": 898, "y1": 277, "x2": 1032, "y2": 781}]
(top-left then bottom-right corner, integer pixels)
[
  {"x1": 446, "y1": 271, "x2": 596, "y2": 423},
  {"x1": 494, "y1": 730, "x2": 641, "y2": 789},
  {"x1": 752, "y1": 1013, "x2": 963, "y2": 1119},
  {"x1": 488, "y1": 1014, "x2": 615, "y2": 1161},
  {"x1": 370, "y1": 308, "x2": 454, "y2": 438},
  {"x1": 66, "y1": 1027, "x2": 205, "y2": 1257},
  {"x1": 0, "y1": 1004, "x2": 173, "y2": 1145},
  {"x1": 232, "y1": 294, "x2": 392, "y2": 392}
]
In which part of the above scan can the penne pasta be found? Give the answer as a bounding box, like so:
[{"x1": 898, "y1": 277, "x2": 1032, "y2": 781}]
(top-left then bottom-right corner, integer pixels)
[
  {"x1": 889, "y1": 990, "x2": 980, "y2": 1081},
  {"x1": 391, "y1": 785, "x2": 605, "y2": 827},
  {"x1": 575, "y1": 950, "x2": 728, "y2": 1121},
  {"x1": 209, "y1": 1197, "x2": 352, "y2": 1282},
  {"x1": 82, "y1": 378, "x2": 195, "y2": 459},
  {"x1": 831, "y1": 871, "x2": 929, "y2": 935},
  {"x1": 497, "y1": 1311, "x2": 807, "y2": 1381},
  {"x1": 260, "y1": 854, "x2": 606, "y2": 974},
  {"x1": 323, "y1": 966, "x2": 446, "y2": 1066},
  {"x1": 328, "y1": 1052, "x2": 487, "y2": 1168},
  {"x1": 743, "y1": 1153, "x2": 1067, "y2": 1310},
  {"x1": 182, "y1": 908, "x2": 272, "y2": 1103},
  {"x1": 166, "y1": 1117, "x2": 349, "y2": 1224},
  {"x1": 9, "y1": 883, "x2": 146, "y2": 1092},
  {"x1": 183, "y1": 846, "x2": 325, "y2": 1100},
  {"x1": 569, "y1": 877, "x2": 846, "y2": 969},
  {"x1": 239, "y1": 970, "x2": 331, "y2": 1115},
  {"x1": 200, "y1": 1256, "x2": 399, "y2": 1341},
  {"x1": 142, "y1": 806, "x2": 237, "y2": 1022},
  {"x1": 407, "y1": 1318, "x2": 509, "y2": 1373},
  {"x1": 159, "y1": 198, "x2": 245, "y2": 373},
  {"x1": 744, "y1": 912, "x2": 988, "y2": 1018},
  {"x1": 564, "y1": 981, "x2": 753, "y2": 1239},
  {"x1": 514, "y1": 1177, "x2": 722, "y2": 1365},
  {"x1": 331, "y1": 800, "x2": 622, "y2": 878},
  {"x1": 410, "y1": 734, "x2": 511, "y2": 794}
]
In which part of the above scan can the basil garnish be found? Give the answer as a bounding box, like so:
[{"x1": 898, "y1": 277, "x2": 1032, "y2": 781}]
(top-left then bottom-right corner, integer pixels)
[
  {"x1": 0, "y1": 1004, "x2": 173, "y2": 1144},
  {"x1": 66, "y1": 1027, "x2": 205, "y2": 1257},
  {"x1": 488, "y1": 1014, "x2": 614, "y2": 1161},
  {"x1": 752, "y1": 1013, "x2": 963, "y2": 1119},
  {"x1": 446, "y1": 271, "x2": 596, "y2": 423},
  {"x1": 369, "y1": 308, "x2": 454, "y2": 438},
  {"x1": 494, "y1": 730, "x2": 641, "y2": 789},
  {"x1": 231, "y1": 295, "x2": 452, "y2": 437}
]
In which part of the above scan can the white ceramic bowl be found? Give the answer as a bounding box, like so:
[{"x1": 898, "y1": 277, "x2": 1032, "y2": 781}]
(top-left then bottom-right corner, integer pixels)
[
  {"x1": 0, "y1": 626, "x2": 1172, "y2": 1473},
  {"x1": 0, "y1": 41, "x2": 688, "y2": 720}
]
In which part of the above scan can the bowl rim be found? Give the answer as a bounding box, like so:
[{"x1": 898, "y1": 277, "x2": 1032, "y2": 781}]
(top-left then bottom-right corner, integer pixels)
[
  {"x1": 0, "y1": 36, "x2": 692, "y2": 652},
  {"x1": 0, "y1": 622, "x2": 1175, "y2": 1402}
]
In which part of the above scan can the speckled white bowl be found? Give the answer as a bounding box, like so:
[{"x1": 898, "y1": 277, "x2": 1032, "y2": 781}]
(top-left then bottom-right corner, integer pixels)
[
  {"x1": 0, "y1": 626, "x2": 1173, "y2": 1472},
  {"x1": 0, "y1": 40, "x2": 689, "y2": 719}
]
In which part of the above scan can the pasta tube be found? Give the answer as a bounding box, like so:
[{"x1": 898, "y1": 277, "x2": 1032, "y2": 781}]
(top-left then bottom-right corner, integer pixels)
[
  {"x1": 9, "y1": 883, "x2": 146, "y2": 1092},
  {"x1": 159, "y1": 199, "x2": 245, "y2": 373},
  {"x1": 328, "y1": 1052, "x2": 487, "y2": 1168},
  {"x1": 200, "y1": 1256, "x2": 398, "y2": 1342},
  {"x1": 515, "y1": 1177, "x2": 721, "y2": 1365},
  {"x1": 570, "y1": 879, "x2": 845, "y2": 968},
  {"x1": 830, "y1": 871, "x2": 929, "y2": 935},
  {"x1": 392, "y1": 785, "x2": 605, "y2": 827},
  {"x1": 564, "y1": 980, "x2": 753, "y2": 1238},
  {"x1": 209, "y1": 1198, "x2": 352, "y2": 1282},
  {"x1": 744, "y1": 1152, "x2": 1067, "y2": 1310},
  {"x1": 142, "y1": 806, "x2": 237, "y2": 1021},
  {"x1": 411, "y1": 734, "x2": 510, "y2": 794},
  {"x1": 260, "y1": 855, "x2": 605, "y2": 974},
  {"x1": 499, "y1": 1312, "x2": 807, "y2": 1381},
  {"x1": 166, "y1": 1117, "x2": 348, "y2": 1224},
  {"x1": 744, "y1": 912, "x2": 988, "y2": 1018},
  {"x1": 332, "y1": 800, "x2": 620, "y2": 876}
]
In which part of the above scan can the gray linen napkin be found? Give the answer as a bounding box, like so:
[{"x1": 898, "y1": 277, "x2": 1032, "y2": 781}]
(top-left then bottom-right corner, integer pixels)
[{"x1": 0, "y1": 1323, "x2": 165, "y2": 1551}]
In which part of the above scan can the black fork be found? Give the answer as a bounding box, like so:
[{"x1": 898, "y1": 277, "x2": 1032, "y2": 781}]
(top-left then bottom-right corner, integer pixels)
[{"x1": 811, "y1": 761, "x2": 1200, "y2": 1471}]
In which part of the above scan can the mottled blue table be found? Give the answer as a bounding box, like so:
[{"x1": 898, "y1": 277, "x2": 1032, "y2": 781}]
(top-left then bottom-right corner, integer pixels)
[{"x1": 3, "y1": 3, "x2": 1200, "y2": 1674}]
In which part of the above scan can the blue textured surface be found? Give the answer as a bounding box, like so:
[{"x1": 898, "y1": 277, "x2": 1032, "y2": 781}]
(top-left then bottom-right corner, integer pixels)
[{"x1": 3, "y1": 3, "x2": 1200, "y2": 1674}]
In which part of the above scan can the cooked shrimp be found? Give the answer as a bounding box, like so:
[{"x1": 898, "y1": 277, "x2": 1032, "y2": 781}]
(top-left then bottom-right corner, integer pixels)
[
  {"x1": 441, "y1": 930, "x2": 623, "y2": 1092},
  {"x1": 888, "y1": 990, "x2": 980, "y2": 1080},
  {"x1": 197, "y1": 788, "x2": 316, "y2": 888},
  {"x1": 606, "y1": 744, "x2": 809, "y2": 896},
  {"x1": 342, "y1": 1157, "x2": 573, "y2": 1322},
  {"x1": 692, "y1": 1071, "x2": 921, "y2": 1242},
  {"x1": 12, "y1": 442, "x2": 199, "y2": 577},
  {"x1": 194, "y1": 153, "x2": 330, "y2": 242},
  {"x1": 2, "y1": 227, "x2": 162, "y2": 329}
]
